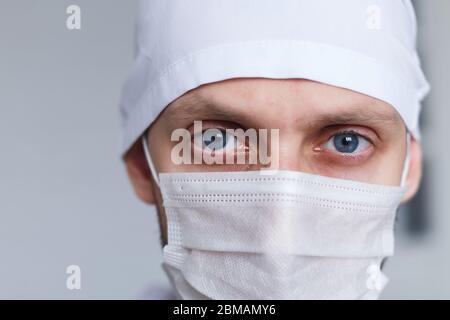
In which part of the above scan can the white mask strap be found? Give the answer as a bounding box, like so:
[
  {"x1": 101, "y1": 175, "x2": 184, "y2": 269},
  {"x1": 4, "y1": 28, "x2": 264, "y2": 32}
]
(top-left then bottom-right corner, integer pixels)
[
  {"x1": 142, "y1": 134, "x2": 160, "y2": 189},
  {"x1": 400, "y1": 133, "x2": 411, "y2": 188}
]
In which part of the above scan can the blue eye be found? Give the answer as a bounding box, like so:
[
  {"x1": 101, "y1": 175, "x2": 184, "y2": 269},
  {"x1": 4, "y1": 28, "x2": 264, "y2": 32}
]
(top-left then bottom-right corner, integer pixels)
[
  {"x1": 203, "y1": 128, "x2": 228, "y2": 150},
  {"x1": 193, "y1": 128, "x2": 239, "y2": 154},
  {"x1": 333, "y1": 132, "x2": 359, "y2": 153},
  {"x1": 325, "y1": 132, "x2": 370, "y2": 154}
]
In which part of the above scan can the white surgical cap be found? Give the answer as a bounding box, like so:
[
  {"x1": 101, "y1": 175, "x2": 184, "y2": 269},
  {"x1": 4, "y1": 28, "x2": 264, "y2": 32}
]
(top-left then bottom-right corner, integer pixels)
[{"x1": 119, "y1": 0, "x2": 430, "y2": 155}]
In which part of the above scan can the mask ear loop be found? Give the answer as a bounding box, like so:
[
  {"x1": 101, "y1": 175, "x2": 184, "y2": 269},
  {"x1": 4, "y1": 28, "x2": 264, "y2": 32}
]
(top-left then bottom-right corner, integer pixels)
[
  {"x1": 142, "y1": 133, "x2": 161, "y2": 189},
  {"x1": 400, "y1": 133, "x2": 411, "y2": 188}
]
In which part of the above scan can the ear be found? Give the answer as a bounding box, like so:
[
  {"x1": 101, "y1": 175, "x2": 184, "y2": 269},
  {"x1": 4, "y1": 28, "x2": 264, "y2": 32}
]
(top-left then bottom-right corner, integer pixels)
[
  {"x1": 124, "y1": 139, "x2": 156, "y2": 204},
  {"x1": 401, "y1": 138, "x2": 423, "y2": 203}
]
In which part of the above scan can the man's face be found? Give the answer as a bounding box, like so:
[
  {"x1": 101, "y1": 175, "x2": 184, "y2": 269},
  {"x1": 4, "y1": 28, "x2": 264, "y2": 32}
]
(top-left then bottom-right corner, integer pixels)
[{"x1": 125, "y1": 78, "x2": 422, "y2": 244}]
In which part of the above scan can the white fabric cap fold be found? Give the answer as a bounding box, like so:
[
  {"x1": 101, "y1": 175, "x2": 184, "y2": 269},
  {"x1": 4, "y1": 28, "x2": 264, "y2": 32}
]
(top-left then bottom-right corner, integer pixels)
[{"x1": 119, "y1": 0, "x2": 430, "y2": 155}]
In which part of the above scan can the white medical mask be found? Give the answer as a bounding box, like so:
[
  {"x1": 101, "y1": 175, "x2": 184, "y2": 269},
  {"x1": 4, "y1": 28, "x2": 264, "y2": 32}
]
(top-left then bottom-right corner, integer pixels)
[{"x1": 142, "y1": 135, "x2": 409, "y2": 300}]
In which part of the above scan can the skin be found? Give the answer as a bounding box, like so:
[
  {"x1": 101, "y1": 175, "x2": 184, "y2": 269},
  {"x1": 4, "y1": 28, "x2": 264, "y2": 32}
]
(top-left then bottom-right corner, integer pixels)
[{"x1": 124, "y1": 78, "x2": 423, "y2": 246}]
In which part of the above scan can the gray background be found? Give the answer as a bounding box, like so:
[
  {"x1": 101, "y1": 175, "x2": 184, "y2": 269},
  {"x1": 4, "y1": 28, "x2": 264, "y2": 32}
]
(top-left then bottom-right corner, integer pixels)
[{"x1": 0, "y1": 0, "x2": 449, "y2": 299}]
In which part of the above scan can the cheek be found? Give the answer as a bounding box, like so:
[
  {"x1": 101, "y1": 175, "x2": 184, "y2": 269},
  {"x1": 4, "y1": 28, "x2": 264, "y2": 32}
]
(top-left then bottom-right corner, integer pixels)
[
  {"x1": 155, "y1": 143, "x2": 184, "y2": 173},
  {"x1": 371, "y1": 136, "x2": 407, "y2": 186},
  {"x1": 348, "y1": 152, "x2": 405, "y2": 185},
  {"x1": 370, "y1": 150, "x2": 406, "y2": 186}
]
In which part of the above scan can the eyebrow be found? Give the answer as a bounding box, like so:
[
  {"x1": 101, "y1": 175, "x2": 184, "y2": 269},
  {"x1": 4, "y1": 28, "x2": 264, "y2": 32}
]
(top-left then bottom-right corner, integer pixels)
[
  {"x1": 305, "y1": 106, "x2": 402, "y2": 129},
  {"x1": 161, "y1": 92, "x2": 251, "y2": 124},
  {"x1": 161, "y1": 91, "x2": 402, "y2": 129}
]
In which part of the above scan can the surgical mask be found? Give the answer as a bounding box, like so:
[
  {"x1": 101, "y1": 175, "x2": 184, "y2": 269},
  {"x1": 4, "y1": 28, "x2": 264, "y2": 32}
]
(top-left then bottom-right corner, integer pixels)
[{"x1": 142, "y1": 135, "x2": 410, "y2": 300}]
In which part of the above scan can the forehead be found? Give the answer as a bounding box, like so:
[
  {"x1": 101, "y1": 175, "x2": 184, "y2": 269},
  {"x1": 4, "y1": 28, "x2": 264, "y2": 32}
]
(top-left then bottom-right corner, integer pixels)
[{"x1": 163, "y1": 78, "x2": 404, "y2": 129}]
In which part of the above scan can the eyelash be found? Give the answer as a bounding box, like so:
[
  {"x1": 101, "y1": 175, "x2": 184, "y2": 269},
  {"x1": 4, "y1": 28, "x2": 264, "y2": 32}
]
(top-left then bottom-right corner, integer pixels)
[{"x1": 329, "y1": 129, "x2": 373, "y2": 144}]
